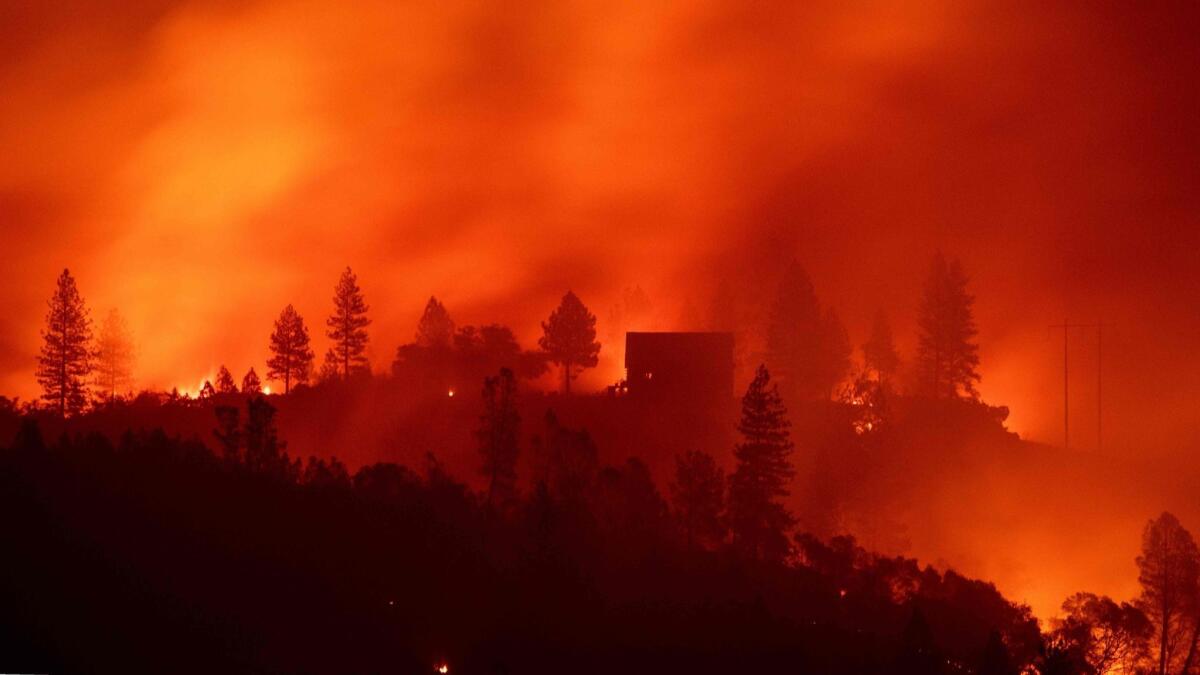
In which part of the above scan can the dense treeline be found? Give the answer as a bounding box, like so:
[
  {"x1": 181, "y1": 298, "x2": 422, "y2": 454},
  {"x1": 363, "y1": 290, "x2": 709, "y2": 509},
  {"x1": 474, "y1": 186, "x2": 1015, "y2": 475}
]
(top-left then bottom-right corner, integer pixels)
[{"x1": 2, "y1": 411, "x2": 1041, "y2": 674}]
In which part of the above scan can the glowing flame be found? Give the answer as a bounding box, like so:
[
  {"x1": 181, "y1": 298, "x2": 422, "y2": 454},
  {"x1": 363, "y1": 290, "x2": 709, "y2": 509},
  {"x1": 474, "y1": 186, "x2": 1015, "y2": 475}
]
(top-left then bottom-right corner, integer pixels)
[
  {"x1": 447, "y1": 389, "x2": 455, "y2": 398},
  {"x1": 435, "y1": 664, "x2": 449, "y2": 674},
  {"x1": 263, "y1": 385, "x2": 272, "y2": 395}
]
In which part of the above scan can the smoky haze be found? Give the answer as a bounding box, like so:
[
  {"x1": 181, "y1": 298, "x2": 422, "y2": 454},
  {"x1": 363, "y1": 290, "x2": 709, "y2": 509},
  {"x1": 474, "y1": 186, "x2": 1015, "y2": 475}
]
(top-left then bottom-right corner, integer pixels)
[{"x1": 2, "y1": 0, "x2": 1199, "y2": 621}]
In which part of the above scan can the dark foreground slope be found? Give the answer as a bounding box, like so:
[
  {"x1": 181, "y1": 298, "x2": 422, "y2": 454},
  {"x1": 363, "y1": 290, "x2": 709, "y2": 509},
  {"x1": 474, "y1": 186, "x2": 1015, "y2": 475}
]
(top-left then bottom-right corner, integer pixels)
[{"x1": 0, "y1": 419, "x2": 1040, "y2": 675}]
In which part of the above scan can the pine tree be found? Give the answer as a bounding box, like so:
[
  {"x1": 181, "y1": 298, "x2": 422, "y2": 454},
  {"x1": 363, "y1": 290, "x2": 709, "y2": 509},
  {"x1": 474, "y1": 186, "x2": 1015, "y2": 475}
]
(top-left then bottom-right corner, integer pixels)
[
  {"x1": 916, "y1": 252, "x2": 981, "y2": 399},
  {"x1": 538, "y1": 291, "x2": 600, "y2": 394},
  {"x1": 213, "y1": 405, "x2": 241, "y2": 463},
  {"x1": 863, "y1": 309, "x2": 901, "y2": 384},
  {"x1": 766, "y1": 262, "x2": 847, "y2": 401},
  {"x1": 415, "y1": 296, "x2": 455, "y2": 348},
  {"x1": 215, "y1": 365, "x2": 238, "y2": 394},
  {"x1": 267, "y1": 304, "x2": 314, "y2": 394},
  {"x1": 36, "y1": 269, "x2": 93, "y2": 417},
  {"x1": 198, "y1": 380, "x2": 216, "y2": 400},
  {"x1": 671, "y1": 450, "x2": 727, "y2": 550},
  {"x1": 317, "y1": 349, "x2": 341, "y2": 383},
  {"x1": 326, "y1": 267, "x2": 371, "y2": 379},
  {"x1": 728, "y1": 365, "x2": 795, "y2": 561},
  {"x1": 242, "y1": 367, "x2": 262, "y2": 394},
  {"x1": 94, "y1": 308, "x2": 134, "y2": 405},
  {"x1": 477, "y1": 367, "x2": 520, "y2": 509}
]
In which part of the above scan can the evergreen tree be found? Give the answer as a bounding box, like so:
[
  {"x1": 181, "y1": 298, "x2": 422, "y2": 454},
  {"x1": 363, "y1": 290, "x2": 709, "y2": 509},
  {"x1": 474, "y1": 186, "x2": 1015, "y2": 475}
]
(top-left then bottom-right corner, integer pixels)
[
  {"x1": 325, "y1": 266, "x2": 370, "y2": 379},
  {"x1": 766, "y1": 262, "x2": 847, "y2": 400},
  {"x1": 94, "y1": 308, "x2": 134, "y2": 405},
  {"x1": 916, "y1": 253, "x2": 981, "y2": 399},
  {"x1": 317, "y1": 349, "x2": 341, "y2": 383},
  {"x1": 244, "y1": 396, "x2": 285, "y2": 475},
  {"x1": 863, "y1": 309, "x2": 901, "y2": 384},
  {"x1": 670, "y1": 450, "x2": 726, "y2": 550},
  {"x1": 267, "y1": 304, "x2": 314, "y2": 394},
  {"x1": 36, "y1": 269, "x2": 93, "y2": 417},
  {"x1": 198, "y1": 380, "x2": 216, "y2": 401},
  {"x1": 213, "y1": 405, "x2": 241, "y2": 463},
  {"x1": 538, "y1": 291, "x2": 600, "y2": 394},
  {"x1": 215, "y1": 365, "x2": 238, "y2": 394},
  {"x1": 242, "y1": 367, "x2": 262, "y2": 394},
  {"x1": 727, "y1": 365, "x2": 795, "y2": 561},
  {"x1": 477, "y1": 367, "x2": 520, "y2": 509},
  {"x1": 415, "y1": 296, "x2": 455, "y2": 348}
]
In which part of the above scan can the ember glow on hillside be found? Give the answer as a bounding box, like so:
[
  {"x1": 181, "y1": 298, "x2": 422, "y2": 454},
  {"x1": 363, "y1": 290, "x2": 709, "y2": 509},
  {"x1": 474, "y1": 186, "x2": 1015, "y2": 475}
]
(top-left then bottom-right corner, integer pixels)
[{"x1": 1, "y1": 2, "x2": 1199, "y2": 673}]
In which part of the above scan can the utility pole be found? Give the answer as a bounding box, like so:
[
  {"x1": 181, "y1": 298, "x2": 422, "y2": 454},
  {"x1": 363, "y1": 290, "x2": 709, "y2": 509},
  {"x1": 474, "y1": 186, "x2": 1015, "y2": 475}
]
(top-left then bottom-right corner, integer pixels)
[{"x1": 1049, "y1": 319, "x2": 1104, "y2": 452}]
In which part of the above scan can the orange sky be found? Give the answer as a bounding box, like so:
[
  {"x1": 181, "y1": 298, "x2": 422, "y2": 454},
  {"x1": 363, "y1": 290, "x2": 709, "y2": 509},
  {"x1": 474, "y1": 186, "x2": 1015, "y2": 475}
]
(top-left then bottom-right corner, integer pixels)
[
  {"x1": 3, "y1": 0, "x2": 1198, "y2": 444},
  {"x1": 2, "y1": 0, "x2": 1200, "y2": 617}
]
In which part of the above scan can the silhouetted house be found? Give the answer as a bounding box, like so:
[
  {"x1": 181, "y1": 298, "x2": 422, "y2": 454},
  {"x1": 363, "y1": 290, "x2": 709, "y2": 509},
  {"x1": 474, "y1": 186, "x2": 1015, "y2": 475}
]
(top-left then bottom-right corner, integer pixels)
[{"x1": 625, "y1": 332, "x2": 735, "y2": 412}]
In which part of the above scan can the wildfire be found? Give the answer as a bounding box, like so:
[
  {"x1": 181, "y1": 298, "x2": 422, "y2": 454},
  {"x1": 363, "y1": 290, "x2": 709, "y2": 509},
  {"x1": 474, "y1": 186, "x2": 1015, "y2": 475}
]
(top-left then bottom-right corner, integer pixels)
[
  {"x1": 447, "y1": 389, "x2": 455, "y2": 398},
  {"x1": 435, "y1": 663, "x2": 449, "y2": 674}
]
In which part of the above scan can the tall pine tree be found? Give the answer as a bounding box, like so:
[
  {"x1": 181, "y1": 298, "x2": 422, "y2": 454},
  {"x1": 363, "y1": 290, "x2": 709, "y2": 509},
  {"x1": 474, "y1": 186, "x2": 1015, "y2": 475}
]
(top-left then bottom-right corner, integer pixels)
[
  {"x1": 728, "y1": 365, "x2": 795, "y2": 562},
  {"x1": 415, "y1": 296, "x2": 455, "y2": 348},
  {"x1": 916, "y1": 252, "x2": 980, "y2": 399},
  {"x1": 267, "y1": 304, "x2": 314, "y2": 394},
  {"x1": 538, "y1": 291, "x2": 600, "y2": 394},
  {"x1": 767, "y1": 262, "x2": 849, "y2": 401},
  {"x1": 326, "y1": 267, "x2": 371, "y2": 379},
  {"x1": 37, "y1": 269, "x2": 93, "y2": 417},
  {"x1": 215, "y1": 365, "x2": 238, "y2": 394},
  {"x1": 94, "y1": 308, "x2": 134, "y2": 405}
]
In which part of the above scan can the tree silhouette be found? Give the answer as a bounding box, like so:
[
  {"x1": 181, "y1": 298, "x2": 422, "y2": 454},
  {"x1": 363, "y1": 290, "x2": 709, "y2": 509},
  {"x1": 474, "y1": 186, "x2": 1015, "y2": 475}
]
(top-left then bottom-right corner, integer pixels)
[
  {"x1": 532, "y1": 410, "x2": 598, "y2": 504},
  {"x1": 317, "y1": 349, "x2": 340, "y2": 383},
  {"x1": 215, "y1": 365, "x2": 237, "y2": 394},
  {"x1": 1136, "y1": 512, "x2": 1200, "y2": 675},
  {"x1": 267, "y1": 304, "x2": 315, "y2": 394},
  {"x1": 242, "y1": 367, "x2": 262, "y2": 394},
  {"x1": 325, "y1": 266, "x2": 371, "y2": 379},
  {"x1": 36, "y1": 269, "x2": 93, "y2": 417},
  {"x1": 1049, "y1": 592, "x2": 1151, "y2": 674},
  {"x1": 977, "y1": 630, "x2": 1015, "y2": 675},
  {"x1": 213, "y1": 405, "x2": 241, "y2": 463},
  {"x1": 94, "y1": 308, "x2": 134, "y2": 405},
  {"x1": 416, "y1": 296, "x2": 455, "y2": 348},
  {"x1": 863, "y1": 309, "x2": 901, "y2": 384},
  {"x1": 896, "y1": 607, "x2": 943, "y2": 674},
  {"x1": 538, "y1": 291, "x2": 600, "y2": 394},
  {"x1": 728, "y1": 365, "x2": 795, "y2": 561},
  {"x1": 767, "y1": 262, "x2": 848, "y2": 400},
  {"x1": 916, "y1": 252, "x2": 981, "y2": 399},
  {"x1": 198, "y1": 380, "x2": 216, "y2": 400},
  {"x1": 670, "y1": 450, "x2": 726, "y2": 550},
  {"x1": 244, "y1": 395, "x2": 287, "y2": 476},
  {"x1": 477, "y1": 368, "x2": 520, "y2": 510}
]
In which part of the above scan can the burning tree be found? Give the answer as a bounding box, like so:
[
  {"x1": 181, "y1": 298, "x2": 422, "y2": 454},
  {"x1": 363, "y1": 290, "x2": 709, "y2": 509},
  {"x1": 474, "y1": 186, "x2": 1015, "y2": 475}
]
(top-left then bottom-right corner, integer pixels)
[
  {"x1": 267, "y1": 304, "x2": 314, "y2": 394},
  {"x1": 325, "y1": 266, "x2": 371, "y2": 379},
  {"x1": 36, "y1": 269, "x2": 93, "y2": 417},
  {"x1": 539, "y1": 291, "x2": 599, "y2": 394}
]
